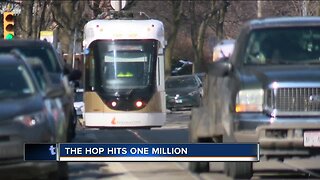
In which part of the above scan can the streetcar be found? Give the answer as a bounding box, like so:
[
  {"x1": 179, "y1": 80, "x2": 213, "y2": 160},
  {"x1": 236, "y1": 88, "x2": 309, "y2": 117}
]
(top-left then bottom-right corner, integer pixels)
[{"x1": 82, "y1": 13, "x2": 166, "y2": 128}]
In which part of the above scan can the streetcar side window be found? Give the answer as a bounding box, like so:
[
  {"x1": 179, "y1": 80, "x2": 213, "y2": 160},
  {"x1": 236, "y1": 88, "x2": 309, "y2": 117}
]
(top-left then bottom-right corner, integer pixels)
[{"x1": 85, "y1": 50, "x2": 95, "y2": 91}]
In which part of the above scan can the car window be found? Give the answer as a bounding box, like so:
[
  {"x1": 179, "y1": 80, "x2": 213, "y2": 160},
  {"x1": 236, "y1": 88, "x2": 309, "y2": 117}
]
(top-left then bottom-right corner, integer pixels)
[
  {"x1": 30, "y1": 65, "x2": 48, "y2": 92},
  {"x1": 0, "y1": 47, "x2": 62, "y2": 73},
  {"x1": 244, "y1": 27, "x2": 320, "y2": 65},
  {"x1": 0, "y1": 66, "x2": 36, "y2": 99},
  {"x1": 166, "y1": 76, "x2": 198, "y2": 88}
]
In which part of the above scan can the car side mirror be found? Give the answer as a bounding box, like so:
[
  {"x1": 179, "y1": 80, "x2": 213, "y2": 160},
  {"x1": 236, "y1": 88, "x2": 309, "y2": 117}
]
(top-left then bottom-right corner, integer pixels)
[
  {"x1": 216, "y1": 56, "x2": 230, "y2": 62},
  {"x1": 206, "y1": 60, "x2": 232, "y2": 77}
]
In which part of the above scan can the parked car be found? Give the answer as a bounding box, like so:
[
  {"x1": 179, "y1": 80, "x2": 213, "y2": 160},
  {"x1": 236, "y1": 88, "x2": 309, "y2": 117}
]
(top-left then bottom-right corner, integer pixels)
[
  {"x1": 189, "y1": 17, "x2": 320, "y2": 178},
  {"x1": 0, "y1": 39, "x2": 81, "y2": 142},
  {"x1": 24, "y1": 56, "x2": 68, "y2": 143},
  {"x1": 0, "y1": 53, "x2": 68, "y2": 179},
  {"x1": 171, "y1": 60, "x2": 193, "y2": 76},
  {"x1": 74, "y1": 88, "x2": 84, "y2": 117},
  {"x1": 165, "y1": 75, "x2": 203, "y2": 111}
]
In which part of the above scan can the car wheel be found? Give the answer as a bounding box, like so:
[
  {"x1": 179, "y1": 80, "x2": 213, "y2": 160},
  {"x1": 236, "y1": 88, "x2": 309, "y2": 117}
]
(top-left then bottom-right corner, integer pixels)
[
  {"x1": 188, "y1": 136, "x2": 222, "y2": 173},
  {"x1": 67, "y1": 109, "x2": 77, "y2": 142},
  {"x1": 226, "y1": 162, "x2": 253, "y2": 179},
  {"x1": 189, "y1": 161, "x2": 209, "y2": 173},
  {"x1": 223, "y1": 162, "x2": 230, "y2": 176},
  {"x1": 48, "y1": 162, "x2": 69, "y2": 180}
]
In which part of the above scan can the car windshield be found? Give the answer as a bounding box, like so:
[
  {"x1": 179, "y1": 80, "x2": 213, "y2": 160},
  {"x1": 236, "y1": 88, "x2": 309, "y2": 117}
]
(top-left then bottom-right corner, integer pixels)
[
  {"x1": 166, "y1": 76, "x2": 198, "y2": 89},
  {"x1": 0, "y1": 66, "x2": 36, "y2": 99},
  {"x1": 0, "y1": 47, "x2": 61, "y2": 73},
  {"x1": 244, "y1": 27, "x2": 320, "y2": 65}
]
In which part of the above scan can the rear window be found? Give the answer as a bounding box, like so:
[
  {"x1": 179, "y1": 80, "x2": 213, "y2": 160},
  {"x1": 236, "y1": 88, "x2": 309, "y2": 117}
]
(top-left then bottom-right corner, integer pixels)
[{"x1": 0, "y1": 47, "x2": 62, "y2": 73}]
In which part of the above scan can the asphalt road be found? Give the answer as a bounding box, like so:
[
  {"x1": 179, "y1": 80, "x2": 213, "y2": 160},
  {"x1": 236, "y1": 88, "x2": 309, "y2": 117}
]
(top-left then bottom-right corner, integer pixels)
[{"x1": 69, "y1": 111, "x2": 320, "y2": 180}]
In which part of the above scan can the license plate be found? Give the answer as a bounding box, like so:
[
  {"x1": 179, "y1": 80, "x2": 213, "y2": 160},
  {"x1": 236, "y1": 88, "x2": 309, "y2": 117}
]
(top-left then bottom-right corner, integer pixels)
[
  {"x1": 175, "y1": 99, "x2": 182, "y2": 103},
  {"x1": 303, "y1": 131, "x2": 320, "y2": 147}
]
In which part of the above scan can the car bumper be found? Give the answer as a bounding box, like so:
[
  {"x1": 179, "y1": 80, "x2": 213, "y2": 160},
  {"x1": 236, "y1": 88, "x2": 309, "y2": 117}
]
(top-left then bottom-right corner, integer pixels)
[
  {"x1": 232, "y1": 113, "x2": 320, "y2": 157},
  {"x1": 166, "y1": 96, "x2": 200, "y2": 109}
]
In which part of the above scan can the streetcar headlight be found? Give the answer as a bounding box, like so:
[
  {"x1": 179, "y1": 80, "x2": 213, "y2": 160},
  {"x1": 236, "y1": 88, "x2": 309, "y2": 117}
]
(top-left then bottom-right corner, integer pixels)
[{"x1": 236, "y1": 89, "x2": 264, "y2": 112}]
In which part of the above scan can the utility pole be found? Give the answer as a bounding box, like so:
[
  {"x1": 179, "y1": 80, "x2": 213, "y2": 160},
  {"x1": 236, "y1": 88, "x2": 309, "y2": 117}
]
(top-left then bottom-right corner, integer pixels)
[
  {"x1": 72, "y1": 28, "x2": 77, "y2": 69},
  {"x1": 257, "y1": 0, "x2": 262, "y2": 18},
  {"x1": 302, "y1": 0, "x2": 308, "y2": 16}
]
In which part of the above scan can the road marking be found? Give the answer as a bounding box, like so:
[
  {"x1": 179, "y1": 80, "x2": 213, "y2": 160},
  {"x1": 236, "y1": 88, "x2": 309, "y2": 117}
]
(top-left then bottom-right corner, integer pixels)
[
  {"x1": 175, "y1": 162, "x2": 207, "y2": 180},
  {"x1": 127, "y1": 129, "x2": 149, "y2": 143},
  {"x1": 282, "y1": 160, "x2": 320, "y2": 178},
  {"x1": 153, "y1": 124, "x2": 188, "y2": 130},
  {"x1": 101, "y1": 162, "x2": 139, "y2": 180}
]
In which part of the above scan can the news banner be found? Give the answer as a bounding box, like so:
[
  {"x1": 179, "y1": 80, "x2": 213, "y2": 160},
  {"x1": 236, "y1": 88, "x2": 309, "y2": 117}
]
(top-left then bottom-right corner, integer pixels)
[{"x1": 24, "y1": 143, "x2": 260, "y2": 162}]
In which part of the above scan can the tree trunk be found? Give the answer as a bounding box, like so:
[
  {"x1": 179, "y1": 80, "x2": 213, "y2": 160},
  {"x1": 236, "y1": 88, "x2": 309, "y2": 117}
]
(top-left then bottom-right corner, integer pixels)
[
  {"x1": 19, "y1": 0, "x2": 33, "y2": 38},
  {"x1": 164, "y1": 0, "x2": 184, "y2": 77},
  {"x1": 51, "y1": 1, "x2": 86, "y2": 64},
  {"x1": 194, "y1": 20, "x2": 207, "y2": 73},
  {"x1": 215, "y1": 2, "x2": 228, "y2": 42},
  {"x1": 190, "y1": 0, "x2": 229, "y2": 73}
]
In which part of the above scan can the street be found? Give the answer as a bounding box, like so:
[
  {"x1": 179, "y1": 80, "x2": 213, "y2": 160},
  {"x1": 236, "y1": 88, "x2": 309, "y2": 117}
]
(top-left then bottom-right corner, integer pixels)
[{"x1": 68, "y1": 111, "x2": 320, "y2": 180}]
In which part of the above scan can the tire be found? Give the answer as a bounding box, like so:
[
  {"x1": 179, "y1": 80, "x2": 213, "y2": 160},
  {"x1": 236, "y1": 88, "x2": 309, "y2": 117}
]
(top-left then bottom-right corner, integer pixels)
[
  {"x1": 188, "y1": 136, "x2": 222, "y2": 173},
  {"x1": 48, "y1": 162, "x2": 69, "y2": 180},
  {"x1": 67, "y1": 109, "x2": 77, "y2": 142},
  {"x1": 226, "y1": 162, "x2": 253, "y2": 179},
  {"x1": 188, "y1": 161, "x2": 210, "y2": 173},
  {"x1": 223, "y1": 162, "x2": 230, "y2": 176}
]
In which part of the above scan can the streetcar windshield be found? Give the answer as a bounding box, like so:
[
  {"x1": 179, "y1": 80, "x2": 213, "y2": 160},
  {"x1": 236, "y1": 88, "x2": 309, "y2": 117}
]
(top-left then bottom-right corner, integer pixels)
[{"x1": 86, "y1": 40, "x2": 158, "y2": 91}]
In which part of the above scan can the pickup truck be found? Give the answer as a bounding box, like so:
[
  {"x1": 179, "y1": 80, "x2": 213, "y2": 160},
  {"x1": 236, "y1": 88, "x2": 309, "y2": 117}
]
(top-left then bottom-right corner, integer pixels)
[{"x1": 189, "y1": 17, "x2": 320, "y2": 179}]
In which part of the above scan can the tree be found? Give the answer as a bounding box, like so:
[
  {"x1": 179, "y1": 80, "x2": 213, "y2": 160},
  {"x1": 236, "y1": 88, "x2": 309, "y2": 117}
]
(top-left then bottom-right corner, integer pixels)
[
  {"x1": 188, "y1": 0, "x2": 230, "y2": 73},
  {"x1": 17, "y1": 0, "x2": 33, "y2": 39},
  {"x1": 16, "y1": 0, "x2": 52, "y2": 39},
  {"x1": 129, "y1": 0, "x2": 185, "y2": 77},
  {"x1": 164, "y1": 0, "x2": 184, "y2": 77},
  {"x1": 51, "y1": 0, "x2": 87, "y2": 62}
]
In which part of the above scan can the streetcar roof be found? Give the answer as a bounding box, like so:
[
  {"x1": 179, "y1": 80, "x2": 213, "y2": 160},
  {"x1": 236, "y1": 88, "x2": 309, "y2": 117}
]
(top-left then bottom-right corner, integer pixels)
[{"x1": 83, "y1": 19, "x2": 166, "y2": 48}]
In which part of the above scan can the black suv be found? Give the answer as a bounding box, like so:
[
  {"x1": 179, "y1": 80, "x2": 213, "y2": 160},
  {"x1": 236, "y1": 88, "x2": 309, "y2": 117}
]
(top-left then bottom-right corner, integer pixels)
[
  {"x1": 189, "y1": 17, "x2": 320, "y2": 178},
  {"x1": 0, "y1": 40, "x2": 81, "y2": 141}
]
